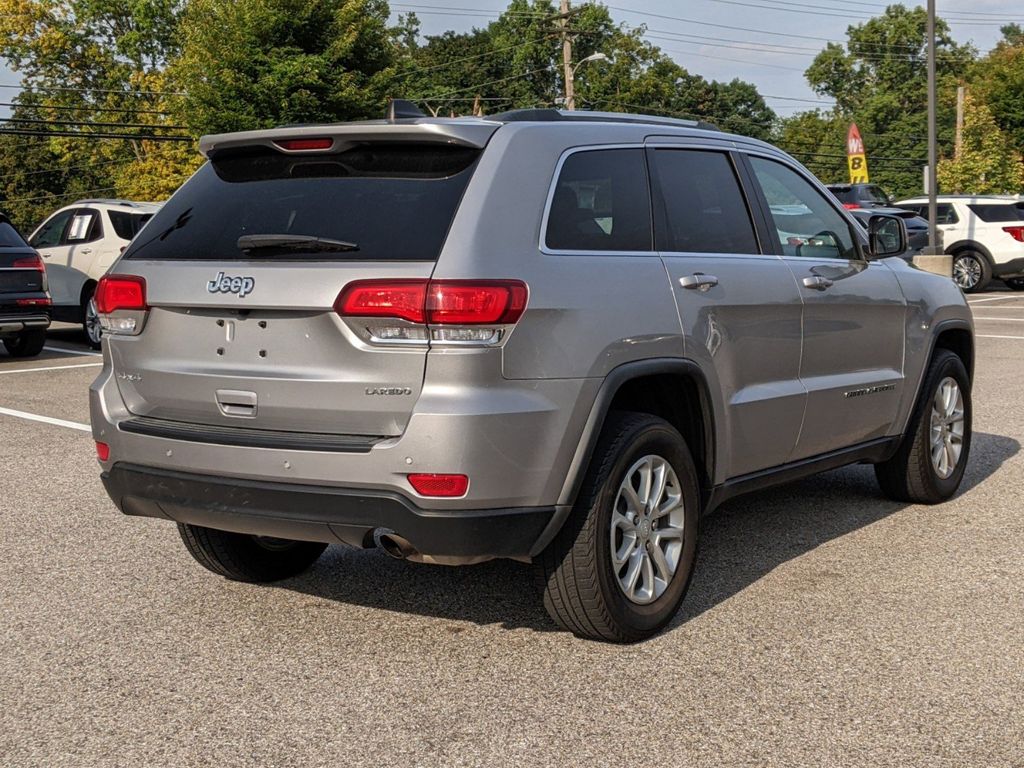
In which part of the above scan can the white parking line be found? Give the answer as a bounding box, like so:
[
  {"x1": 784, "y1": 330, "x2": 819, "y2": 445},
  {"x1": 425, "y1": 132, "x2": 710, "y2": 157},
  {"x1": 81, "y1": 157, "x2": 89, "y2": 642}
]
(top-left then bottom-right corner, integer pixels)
[
  {"x1": 43, "y1": 345, "x2": 102, "y2": 357},
  {"x1": 971, "y1": 316, "x2": 1024, "y2": 322},
  {"x1": 977, "y1": 334, "x2": 1024, "y2": 340},
  {"x1": 0, "y1": 405, "x2": 90, "y2": 432},
  {"x1": 967, "y1": 295, "x2": 1022, "y2": 304},
  {"x1": 0, "y1": 362, "x2": 102, "y2": 375}
]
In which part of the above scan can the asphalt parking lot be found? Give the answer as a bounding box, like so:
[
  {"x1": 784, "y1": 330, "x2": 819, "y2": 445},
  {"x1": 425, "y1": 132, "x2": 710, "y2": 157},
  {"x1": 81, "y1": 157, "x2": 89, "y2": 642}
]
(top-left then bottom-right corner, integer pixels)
[{"x1": 2, "y1": 296, "x2": 1023, "y2": 768}]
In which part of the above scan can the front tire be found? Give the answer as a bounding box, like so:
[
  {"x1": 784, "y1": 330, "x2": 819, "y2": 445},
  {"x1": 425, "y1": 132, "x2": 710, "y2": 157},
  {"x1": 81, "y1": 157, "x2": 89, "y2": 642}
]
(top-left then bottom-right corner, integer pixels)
[
  {"x1": 178, "y1": 524, "x2": 327, "y2": 582},
  {"x1": 875, "y1": 349, "x2": 971, "y2": 503},
  {"x1": 3, "y1": 328, "x2": 46, "y2": 357},
  {"x1": 535, "y1": 412, "x2": 700, "y2": 642},
  {"x1": 951, "y1": 250, "x2": 991, "y2": 293}
]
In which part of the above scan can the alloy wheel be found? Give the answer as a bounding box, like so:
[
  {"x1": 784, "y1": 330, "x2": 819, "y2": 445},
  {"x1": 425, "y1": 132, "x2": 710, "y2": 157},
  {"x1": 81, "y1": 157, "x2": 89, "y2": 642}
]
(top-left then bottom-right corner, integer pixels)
[
  {"x1": 952, "y1": 255, "x2": 982, "y2": 290},
  {"x1": 930, "y1": 376, "x2": 965, "y2": 479},
  {"x1": 609, "y1": 454, "x2": 685, "y2": 605}
]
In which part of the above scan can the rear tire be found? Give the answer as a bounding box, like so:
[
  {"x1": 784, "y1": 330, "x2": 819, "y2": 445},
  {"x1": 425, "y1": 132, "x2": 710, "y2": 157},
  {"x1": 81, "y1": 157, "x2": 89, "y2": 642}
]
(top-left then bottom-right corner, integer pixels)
[
  {"x1": 82, "y1": 286, "x2": 101, "y2": 349},
  {"x1": 534, "y1": 412, "x2": 700, "y2": 642},
  {"x1": 178, "y1": 524, "x2": 327, "y2": 582},
  {"x1": 951, "y1": 250, "x2": 990, "y2": 293},
  {"x1": 875, "y1": 350, "x2": 971, "y2": 504},
  {"x1": 3, "y1": 328, "x2": 46, "y2": 357}
]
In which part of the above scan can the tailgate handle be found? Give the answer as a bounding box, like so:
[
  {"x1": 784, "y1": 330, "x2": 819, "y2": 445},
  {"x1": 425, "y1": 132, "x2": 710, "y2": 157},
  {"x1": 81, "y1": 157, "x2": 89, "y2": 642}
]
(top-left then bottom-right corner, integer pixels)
[{"x1": 216, "y1": 389, "x2": 257, "y2": 418}]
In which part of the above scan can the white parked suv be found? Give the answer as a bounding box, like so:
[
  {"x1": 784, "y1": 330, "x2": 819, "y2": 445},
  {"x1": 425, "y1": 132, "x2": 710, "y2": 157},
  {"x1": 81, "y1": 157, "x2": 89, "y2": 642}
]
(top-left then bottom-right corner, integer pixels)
[
  {"x1": 896, "y1": 195, "x2": 1024, "y2": 292},
  {"x1": 28, "y1": 199, "x2": 161, "y2": 347}
]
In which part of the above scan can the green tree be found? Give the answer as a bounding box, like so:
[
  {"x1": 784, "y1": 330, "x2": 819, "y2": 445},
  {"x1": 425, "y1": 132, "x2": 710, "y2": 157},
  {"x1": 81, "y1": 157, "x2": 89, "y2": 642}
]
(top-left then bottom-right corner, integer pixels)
[
  {"x1": 774, "y1": 110, "x2": 848, "y2": 183},
  {"x1": 804, "y1": 4, "x2": 974, "y2": 198},
  {"x1": 937, "y1": 91, "x2": 1023, "y2": 194},
  {"x1": 173, "y1": 0, "x2": 395, "y2": 135},
  {"x1": 970, "y1": 25, "x2": 1024, "y2": 151},
  {"x1": 0, "y1": 0, "x2": 189, "y2": 226}
]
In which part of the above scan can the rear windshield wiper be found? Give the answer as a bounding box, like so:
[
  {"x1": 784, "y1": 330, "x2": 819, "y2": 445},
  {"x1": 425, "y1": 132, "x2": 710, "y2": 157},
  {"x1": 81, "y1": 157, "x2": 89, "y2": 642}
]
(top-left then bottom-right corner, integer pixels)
[{"x1": 237, "y1": 234, "x2": 359, "y2": 253}]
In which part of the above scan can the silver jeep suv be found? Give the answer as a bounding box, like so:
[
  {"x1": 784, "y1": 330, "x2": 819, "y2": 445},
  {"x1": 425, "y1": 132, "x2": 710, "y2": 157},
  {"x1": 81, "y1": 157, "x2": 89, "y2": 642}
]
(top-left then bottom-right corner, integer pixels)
[{"x1": 91, "y1": 109, "x2": 974, "y2": 642}]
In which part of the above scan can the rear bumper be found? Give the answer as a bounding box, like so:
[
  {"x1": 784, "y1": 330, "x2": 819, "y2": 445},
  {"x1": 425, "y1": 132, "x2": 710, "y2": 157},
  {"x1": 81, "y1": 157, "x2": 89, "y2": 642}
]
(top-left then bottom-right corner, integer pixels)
[
  {"x1": 102, "y1": 463, "x2": 561, "y2": 560},
  {"x1": 992, "y1": 256, "x2": 1024, "y2": 279},
  {"x1": 0, "y1": 312, "x2": 50, "y2": 335}
]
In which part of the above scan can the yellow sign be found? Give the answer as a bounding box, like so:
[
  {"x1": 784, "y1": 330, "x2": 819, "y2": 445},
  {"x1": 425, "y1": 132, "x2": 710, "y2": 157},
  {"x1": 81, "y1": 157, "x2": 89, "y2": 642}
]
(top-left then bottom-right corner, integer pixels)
[{"x1": 847, "y1": 123, "x2": 869, "y2": 184}]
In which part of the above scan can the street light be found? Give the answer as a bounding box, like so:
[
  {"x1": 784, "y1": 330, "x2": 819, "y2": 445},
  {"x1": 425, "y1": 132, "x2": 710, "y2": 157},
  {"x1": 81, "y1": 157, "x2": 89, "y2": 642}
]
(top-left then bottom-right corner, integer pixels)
[{"x1": 565, "y1": 52, "x2": 610, "y2": 111}]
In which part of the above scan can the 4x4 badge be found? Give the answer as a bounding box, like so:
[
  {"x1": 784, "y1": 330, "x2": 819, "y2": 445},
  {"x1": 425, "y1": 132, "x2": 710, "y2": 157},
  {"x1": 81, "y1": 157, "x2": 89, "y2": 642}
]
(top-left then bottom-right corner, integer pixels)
[{"x1": 207, "y1": 272, "x2": 255, "y2": 298}]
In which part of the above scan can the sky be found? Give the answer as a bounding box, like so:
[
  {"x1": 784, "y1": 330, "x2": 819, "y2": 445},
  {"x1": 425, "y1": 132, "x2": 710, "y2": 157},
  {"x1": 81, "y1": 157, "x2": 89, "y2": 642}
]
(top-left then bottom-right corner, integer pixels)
[
  {"x1": 0, "y1": 0, "x2": 1018, "y2": 120},
  {"x1": 395, "y1": 0, "x2": 1022, "y2": 112}
]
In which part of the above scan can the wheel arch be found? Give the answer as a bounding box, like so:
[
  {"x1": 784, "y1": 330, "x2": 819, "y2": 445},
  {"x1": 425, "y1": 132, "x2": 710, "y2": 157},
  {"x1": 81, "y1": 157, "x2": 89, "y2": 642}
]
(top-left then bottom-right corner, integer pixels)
[
  {"x1": 556, "y1": 359, "x2": 717, "y2": 512},
  {"x1": 79, "y1": 277, "x2": 97, "y2": 306},
  {"x1": 945, "y1": 239, "x2": 993, "y2": 264}
]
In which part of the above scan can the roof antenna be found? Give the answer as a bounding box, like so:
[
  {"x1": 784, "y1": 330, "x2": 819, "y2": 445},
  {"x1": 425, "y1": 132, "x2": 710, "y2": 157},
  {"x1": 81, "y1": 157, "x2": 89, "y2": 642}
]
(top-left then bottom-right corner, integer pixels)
[{"x1": 386, "y1": 98, "x2": 426, "y2": 121}]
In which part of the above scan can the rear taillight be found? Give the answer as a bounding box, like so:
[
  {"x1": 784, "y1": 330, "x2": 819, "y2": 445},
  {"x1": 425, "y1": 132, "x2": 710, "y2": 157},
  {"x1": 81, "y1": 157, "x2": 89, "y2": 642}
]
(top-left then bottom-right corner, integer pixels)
[
  {"x1": 1004, "y1": 226, "x2": 1024, "y2": 243},
  {"x1": 335, "y1": 279, "x2": 528, "y2": 346},
  {"x1": 12, "y1": 253, "x2": 44, "y2": 270},
  {"x1": 96, "y1": 275, "x2": 147, "y2": 313},
  {"x1": 96, "y1": 274, "x2": 148, "y2": 335},
  {"x1": 843, "y1": 203, "x2": 860, "y2": 210},
  {"x1": 407, "y1": 473, "x2": 469, "y2": 497},
  {"x1": 336, "y1": 280, "x2": 428, "y2": 323},
  {"x1": 16, "y1": 297, "x2": 50, "y2": 306}
]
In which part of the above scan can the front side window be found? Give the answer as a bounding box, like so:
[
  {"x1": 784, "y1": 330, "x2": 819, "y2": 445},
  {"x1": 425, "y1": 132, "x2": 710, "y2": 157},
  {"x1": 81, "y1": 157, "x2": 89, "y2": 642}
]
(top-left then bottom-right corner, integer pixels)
[
  {"x1": 545, "y1": 148, "x2": 652, "y2": 252},
  {"x1": 30, "y1": 210, "x2": 73, "y2": 248},
  {"x1": 651, "y1": 149, "x2": 759, "y2": 254},
  {"x1": 937, "y1": 204, "x2": 959, "y2": 225},
  {"x1": 750, "y1": 157, "x2": 858, "y2": 260}
]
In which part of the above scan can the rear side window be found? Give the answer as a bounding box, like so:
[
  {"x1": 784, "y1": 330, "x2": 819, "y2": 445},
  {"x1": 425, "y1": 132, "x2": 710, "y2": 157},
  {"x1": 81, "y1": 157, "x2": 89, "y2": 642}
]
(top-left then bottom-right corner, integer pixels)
[
  {"x1": 545, "y1": 149, "x2": 652, "y2": 252},
  {"x1": 66, "y1": 210, "x2": 101, "y2": 243},
  {"x1": 862, "y1": 185, "x2": 890, "y2": 204},
  {"x1": 967, "y1": 203, "x2": 1024, "y2": 222},
  {"x1": 108, "y1": 211, "x2": 153, "y2": 241},
  {"x1": 651, "y1": 149, "x2": 758, "y2": 254},
  {"x1": 124, "y1": 144, "x2": 480, "y2": 261},
  {"x1": 0, "y1": 220, "x2": 28, "y2": 248}
]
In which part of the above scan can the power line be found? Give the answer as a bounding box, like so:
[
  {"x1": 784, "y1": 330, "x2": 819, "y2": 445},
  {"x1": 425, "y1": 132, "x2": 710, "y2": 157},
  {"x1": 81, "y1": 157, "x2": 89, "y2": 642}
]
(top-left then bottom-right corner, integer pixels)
[
  {"x1": 0, "y1": 158, "x2": 132, "y2": 181},
  {"x1": 0, "y1": 116, "x2": 188, "y2": 131},
  {"x1": 0, "y1": 128, "x2": 192, "y2": 142},
  {"x1": 0, "y1": 82, "x2": 184, "y2": 97},
  {"x1": 0, "y1": 101, "x2": 170, "y2": 116}
]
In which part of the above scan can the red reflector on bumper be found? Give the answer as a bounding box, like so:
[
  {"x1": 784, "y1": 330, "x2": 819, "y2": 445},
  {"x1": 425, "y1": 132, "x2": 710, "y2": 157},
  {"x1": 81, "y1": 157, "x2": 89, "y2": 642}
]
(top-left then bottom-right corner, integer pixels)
[
  {"x1": 95, "y1": 441, "x2": 110, "y2": 461},
  {"x1": 407, "y1": 473, "x2": 469, "y2": 497}
]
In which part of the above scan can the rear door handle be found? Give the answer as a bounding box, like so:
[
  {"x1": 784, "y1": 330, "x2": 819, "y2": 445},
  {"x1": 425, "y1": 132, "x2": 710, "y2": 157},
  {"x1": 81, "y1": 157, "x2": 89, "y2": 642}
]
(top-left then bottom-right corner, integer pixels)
[
  {"x1": 802, "y1": 275, "x2": 834, "y2": 291},
  {"x1": 679, "y1": 273, "x2": 719, "y2": 291},
  {"x1": 79, "y1": 248, "x2": 92, "y2": 255}
]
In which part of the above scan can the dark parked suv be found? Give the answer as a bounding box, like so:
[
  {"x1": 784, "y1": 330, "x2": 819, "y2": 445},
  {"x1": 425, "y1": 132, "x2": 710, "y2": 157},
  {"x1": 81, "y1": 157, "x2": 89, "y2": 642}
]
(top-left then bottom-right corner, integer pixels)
[
  {"x1": 0, "y1": 213, "x2": 50, "y2": 357},
  {"x1": 92, "y1": 109, "x2": 974, "y2": 642}
]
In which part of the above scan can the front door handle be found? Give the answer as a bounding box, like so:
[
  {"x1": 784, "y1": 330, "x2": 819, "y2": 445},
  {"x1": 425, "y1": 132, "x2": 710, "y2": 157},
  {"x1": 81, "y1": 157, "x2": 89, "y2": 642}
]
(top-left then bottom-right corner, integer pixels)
[
  {"x1": 679, "y1": 273, "x2": 719, "y2": 291},
  {"x1": 802, "y1": 275, "x2": 834, "y2": 291}
]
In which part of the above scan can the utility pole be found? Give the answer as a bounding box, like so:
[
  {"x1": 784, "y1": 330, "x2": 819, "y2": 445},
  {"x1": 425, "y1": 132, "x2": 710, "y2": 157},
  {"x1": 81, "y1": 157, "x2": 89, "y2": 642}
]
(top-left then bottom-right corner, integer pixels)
[
  {"x1": 926, "y1": 0, "x2": 939, "y2": 254},
  {"x1": 560, "y1": 0, "x2": 574, "y2": 110},
  {"x1": 954, "y1": 85, "x2": 965, "y2": 159}
]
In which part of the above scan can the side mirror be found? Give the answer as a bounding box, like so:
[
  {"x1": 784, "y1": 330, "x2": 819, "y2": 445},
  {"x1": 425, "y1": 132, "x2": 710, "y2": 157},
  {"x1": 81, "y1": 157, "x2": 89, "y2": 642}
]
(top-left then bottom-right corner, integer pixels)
[{"x1": 868, "y1": 214, "x2": 907, "y2": 258}]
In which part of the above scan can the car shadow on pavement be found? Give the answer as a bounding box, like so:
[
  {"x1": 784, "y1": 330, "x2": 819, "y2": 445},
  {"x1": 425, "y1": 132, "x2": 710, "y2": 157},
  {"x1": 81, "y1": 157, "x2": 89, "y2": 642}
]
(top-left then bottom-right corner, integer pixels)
[{"x1": 281, "y1": 431, "x2": 1019, "y2": 635}]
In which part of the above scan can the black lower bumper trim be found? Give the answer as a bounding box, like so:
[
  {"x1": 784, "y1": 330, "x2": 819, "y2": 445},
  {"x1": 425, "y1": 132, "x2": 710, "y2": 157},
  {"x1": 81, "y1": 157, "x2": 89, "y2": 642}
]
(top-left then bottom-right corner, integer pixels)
[{"x1": 102, "y1": 464, "x2": 555, "y2": 559}]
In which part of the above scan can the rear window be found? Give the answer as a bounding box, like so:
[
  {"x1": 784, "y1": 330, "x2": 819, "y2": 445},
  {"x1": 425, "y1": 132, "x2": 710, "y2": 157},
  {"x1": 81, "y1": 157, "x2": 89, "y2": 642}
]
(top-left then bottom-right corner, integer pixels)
[
  {"x1": 967, "y1": 203, "x2": 1024, "y2": 223},
  {"x1": 861, "y1": 185, "x2": 890, "y2": 204},
  {"x1": 109, "y1": 210, "x2": 153, "y2": 241},
  {"x1": 827, "y1": 186, "x2": 855, "y2": 203},
  {"x1": 123, "y1": 143, "x2": 480, "y2": 261},
  {"x1": 0, "y1": 220, "x2": 28, "y2": 248}
]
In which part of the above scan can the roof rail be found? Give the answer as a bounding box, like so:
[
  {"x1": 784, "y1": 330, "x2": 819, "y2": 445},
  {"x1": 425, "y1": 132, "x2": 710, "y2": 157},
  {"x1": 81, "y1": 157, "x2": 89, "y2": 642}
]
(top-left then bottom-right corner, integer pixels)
[
  {"x1": 485, "y1": 108, "x2": 719, "y2": 131},
  {"x1": 70, "y1": 199, "x2": 146, "y2": 207}
]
